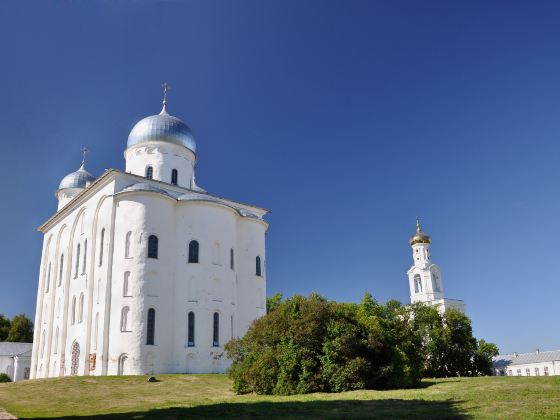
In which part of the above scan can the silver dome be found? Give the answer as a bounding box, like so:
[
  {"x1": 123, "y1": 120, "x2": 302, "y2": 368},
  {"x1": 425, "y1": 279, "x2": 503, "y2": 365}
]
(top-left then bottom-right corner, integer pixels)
[
  {"x1": 127, "y1": 106, "x2": 196, "y2": 153},
  {"x1": 58, "y1": 164, "x2": 96, "y2": 190}
]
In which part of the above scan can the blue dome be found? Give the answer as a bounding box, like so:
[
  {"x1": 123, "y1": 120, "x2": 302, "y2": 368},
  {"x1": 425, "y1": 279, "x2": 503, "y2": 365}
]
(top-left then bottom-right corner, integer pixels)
[
  {"x1": 127, "y1": 106, "x2": 196, "y2": 153},
  {"x1": 58, "y1": 164, "x2": 96, "y2": 190}
]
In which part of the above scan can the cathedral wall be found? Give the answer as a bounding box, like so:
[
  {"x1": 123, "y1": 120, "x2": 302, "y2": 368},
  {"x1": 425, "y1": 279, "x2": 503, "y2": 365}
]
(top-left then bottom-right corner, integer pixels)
[
  {"x1": 108, "y1": 193, "x2": 176, "y2": 375},
  {"x1": 32, "y1": 181, "x2": 117, "y2": 379},
  {"x1": 174, "y1": 202, "x2": 238, "y2": 373},
  {"x1": 124, "y1": 143, "x2": 195, "y2": 188},
  {"x1": 33, "y1": 170, "x2": 268, "y2": 378},
  {"x1": 236, "y1": 218, "x2": 267, "y2": 336}
]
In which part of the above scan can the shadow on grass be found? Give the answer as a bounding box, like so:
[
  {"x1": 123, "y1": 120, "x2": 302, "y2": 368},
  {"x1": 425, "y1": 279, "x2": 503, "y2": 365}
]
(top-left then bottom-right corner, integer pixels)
[{"x1": 33, "y1": 399, "x2": 470, "y2": 419}]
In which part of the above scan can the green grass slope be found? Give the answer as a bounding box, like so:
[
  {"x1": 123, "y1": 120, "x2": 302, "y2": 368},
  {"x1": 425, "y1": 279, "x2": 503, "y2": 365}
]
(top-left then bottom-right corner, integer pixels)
[{"x1": 0, "y1": 375, "x2": 559, "y2": 419}]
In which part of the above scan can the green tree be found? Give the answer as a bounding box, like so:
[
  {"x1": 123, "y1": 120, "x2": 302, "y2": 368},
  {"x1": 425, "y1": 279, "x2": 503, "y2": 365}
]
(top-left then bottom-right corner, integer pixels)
[
  {"x1": 473, "y1": 339, "x2": 499, "y2": 376},
  {"x1": 6, "y1": 314, "x2": 33, "y2": 342},
  {"x1": 266, "y1": 292, "x2": 283, "y2": 313},
  {"x1": 0, "y1": 314, "x2": 10, "y2": 341}
]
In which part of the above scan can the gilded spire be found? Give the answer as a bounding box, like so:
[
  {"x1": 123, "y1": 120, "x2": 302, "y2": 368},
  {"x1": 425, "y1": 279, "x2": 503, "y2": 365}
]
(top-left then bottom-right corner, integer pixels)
[{"x1": 410, "y1": 216, "x2": 431, "y2": 246}]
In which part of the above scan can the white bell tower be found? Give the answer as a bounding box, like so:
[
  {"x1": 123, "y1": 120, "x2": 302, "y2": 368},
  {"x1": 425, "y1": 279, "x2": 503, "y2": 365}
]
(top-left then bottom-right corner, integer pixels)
[{"x1": 406, "y1": 217, "x2": 465, "y2": 313}]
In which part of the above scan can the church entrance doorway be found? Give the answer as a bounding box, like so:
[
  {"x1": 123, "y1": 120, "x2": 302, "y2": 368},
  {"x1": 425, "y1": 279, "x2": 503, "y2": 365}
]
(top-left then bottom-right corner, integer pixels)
[{"x1": 70, "y1": 342, "x2": 80, "y2": 375}]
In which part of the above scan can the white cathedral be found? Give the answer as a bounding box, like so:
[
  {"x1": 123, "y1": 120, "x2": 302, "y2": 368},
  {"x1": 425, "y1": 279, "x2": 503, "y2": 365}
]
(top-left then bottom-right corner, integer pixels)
[
  {"x1": 30, "y1": 91, "x2": 268, "y2": 378},
  {"x1": 407, "y1": 218, "x2": 464, "y2": 313}
]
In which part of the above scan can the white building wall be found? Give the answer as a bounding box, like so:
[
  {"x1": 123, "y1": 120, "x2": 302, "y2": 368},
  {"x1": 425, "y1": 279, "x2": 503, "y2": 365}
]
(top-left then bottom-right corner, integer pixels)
[
  {"x1": 32, "y1": 170, "x2": 268, "y2": 379},
  {"x1": 124, "y1": 143, "x2": 195, "y2": 188},
  {"x1": 494, "y1": 361, "x2": 560, "y2": 376}
]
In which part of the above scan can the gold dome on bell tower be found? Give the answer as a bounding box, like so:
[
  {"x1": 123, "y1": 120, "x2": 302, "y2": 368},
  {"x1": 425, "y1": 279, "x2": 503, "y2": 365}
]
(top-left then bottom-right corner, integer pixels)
[{"x1": 409, "y1": 216, "x2": 431, "y2": 246}]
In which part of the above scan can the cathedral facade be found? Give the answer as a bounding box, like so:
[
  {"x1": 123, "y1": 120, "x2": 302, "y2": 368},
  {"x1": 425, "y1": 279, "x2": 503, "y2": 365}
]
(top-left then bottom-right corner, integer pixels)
[
  {"x1": 30, "y1": 95, "x2": 268, "y2": 378},
  {"x1": 407, "y1": 218, "x2": 464, "y2": 313}
]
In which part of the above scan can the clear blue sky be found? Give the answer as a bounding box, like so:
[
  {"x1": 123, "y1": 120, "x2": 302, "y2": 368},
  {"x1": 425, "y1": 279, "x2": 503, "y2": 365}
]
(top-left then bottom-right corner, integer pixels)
[{"x1": 0, "y1": 1, "x2": 559, "y2": 355}]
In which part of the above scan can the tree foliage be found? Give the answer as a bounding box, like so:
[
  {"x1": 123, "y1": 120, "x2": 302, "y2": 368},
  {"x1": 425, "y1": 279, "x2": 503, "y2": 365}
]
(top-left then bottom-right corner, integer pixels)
[
  {"x1": 0, "y1": 314, "x2": 10, "y2": 341},
  {"x1": 6, "y1": 314, "x2": 34, "y2": 343},
  {"x1": 226, "y1": 294, "x2": 498, "y2": 395}
]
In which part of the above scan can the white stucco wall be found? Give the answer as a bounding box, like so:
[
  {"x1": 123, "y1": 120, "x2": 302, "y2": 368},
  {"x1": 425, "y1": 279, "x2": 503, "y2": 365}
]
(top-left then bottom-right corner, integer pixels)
[{"x1": 31, "y1": 169, "x2": 268, "y2": 379}]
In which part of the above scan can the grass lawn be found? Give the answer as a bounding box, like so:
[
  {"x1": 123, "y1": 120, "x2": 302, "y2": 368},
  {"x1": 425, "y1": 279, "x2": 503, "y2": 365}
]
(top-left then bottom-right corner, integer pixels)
[{"x1": 0, "y1": 375, "x2": 559, "y2": 419}]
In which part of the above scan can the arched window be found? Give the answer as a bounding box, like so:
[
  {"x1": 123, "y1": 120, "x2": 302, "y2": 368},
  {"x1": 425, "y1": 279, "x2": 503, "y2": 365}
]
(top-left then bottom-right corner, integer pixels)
[
  {"x1": 212, "y1": 242, "x2": 221, "y2": 265},
  {"x1": 82, "y1": 239, "x2": 87, "y2": 274},
  {"x1": 94, "y1": 313, "x2": 99, "y2": 350},
  {"x1": 230, "y1": 248, "x2": 234, "y2": 270},
  {"x1": 432, "y1": 272, "x2": 440, "y2": 292},
  {"x1": 71, "y1": 296, "x2": 76, "y2": 325},
  {"x1": 78, "y1": 293, "x2": 84, "y2": 323},
  {"x1": 188, "y1": 240, "x2": 199, "y2": 263},
  {"x1": 147, "y1": 308, "x2": 156, "y2": 345},
  {"x1": 121, "y1": 306, "x2": 130, "y2": 332},
  {"x1": 74, "y1": 243, "x2": 81, "y2": 278},
  {"x1": 123, "y1": 271, "x2": 131, "y2": 297},
  {"x1": 41, "y1": 330, "x2": 46, "y2": 357},
  {"x1": 59, "y1": 254, "x2": 64, "y2": 286},
  {"x1": 148, "y1": 235, "x2": 158, "y2": 259},
  {"x1": 171, "y1": 169, "x2": 178, "y2": 185},
  {"x1": 125, "y1": 231, "x2": 132, "y2": 258},
  {"x1": 187, "y1": 312, "x2": 195, "y2": 347},
  {"x1": 118, "y1": 353, "x2": 128, "y2": 375},
  {"x1": 97, "y1": 278, "x2": 102, "y2": 304},
  {"x1": 46, "y1": 263, "x2": 51, "y2": 293},
  {"x1": 54, "y1": 326, "x2": 59, "y2": 354},
  {"x1": 256, "y1": 256, "x2": 262, "y2": 277},
  {"x1": 145, "y1": 166, "x2": 153, "y2": 179},
  {"x1": 99, "y1": 228, "x2": 105, "y2": 266},
  {"x1": 414, "y1": 274, "x2": 422, "y2": 293},
  {"x1": 213, "y1": 312, "x2": 219, "y2": 347}
]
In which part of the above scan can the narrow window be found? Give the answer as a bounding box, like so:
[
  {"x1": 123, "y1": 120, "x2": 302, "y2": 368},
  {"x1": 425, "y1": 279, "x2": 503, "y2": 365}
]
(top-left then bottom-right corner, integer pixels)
[
  {"x1": 517, "y1": 369, "x2": 522, "y2": 376},
  {"x1": 535, "y1": 367, "x2": 540, "y2": 376},
  {"x1": 526, "y1": 368, "x2": 531, "y2": 376},
  {"x1": 59, "y1": 254, "x2": 64, "y2": 286},
  {"x1": 121, "y1": 306, "x2": 130, "y2": 332},
  {"x1": 256, "y1": 256, "x2": 262, "y2": 277},
  {"x1": 125, "y1": 231, "x2": 132, "y2": 258},
  {"x1": 54, "y1": 326, "x2": 59, "y2": 354},
  {"x1": 74, "y1": 243, "x2": 81, "y2": 278},
  {"x1": 99, "y1": 228, "x2": 105, "y2": 266},
  {"x1": 414, "y1": 274, "x2": 422, "y2": 293},
  {"x1": 147, "y1": 308, "x2": 156, "y2": 345},
  {"x1": 123, "y1": 271, "x2": 130, "y2": 297},
  {"x1": 171, "y1": 169, "x2": 178, "y2": 185},
  {"x1": 187, "y1": 312, "x2": 195, "y2": 347},
  {"x1": 78, "y1": 293, "x2": 84, "y2": 323},
  {"x1": 145, "y1": 166, "x2": 153, "y2": 179},
  {"x1": 82, "y1": 239, "x2": 87, "y2": 274},
  {"x1": 94, "y1": 313, "x2": 99, "y2": 350},
  {"x1": 212, "y1": 242, "x2": 221, "y2": 265},
  {"x1": 544, "y1": 366, "x2": 549, "y2": 376},
  {"x1": 41, "y1": 330, "x2": 46, "y2": 357},
  {"x1": 213, "y1": 312, "x2": 219, "y2": 347},
  {"x1": 71, "y1": 296, "x2": 76, "y2": 325},
  {"x1": 148, "y1": 235, "x2": 158, "y2": 259},
  {"x1": 46, "y1": 263, "x2": 51, "y2": 293},
  {"x1": 230, "y1": 248, "x2": 234, "y2": 270},
  {"x1": 188, "y1": 240, "x2": 199, "y2": 263}
]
